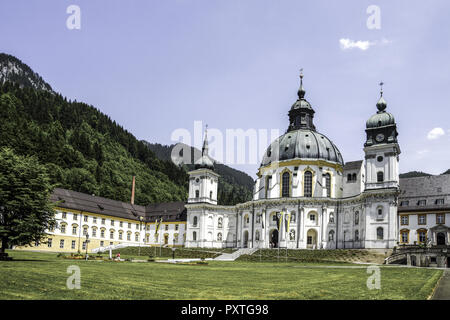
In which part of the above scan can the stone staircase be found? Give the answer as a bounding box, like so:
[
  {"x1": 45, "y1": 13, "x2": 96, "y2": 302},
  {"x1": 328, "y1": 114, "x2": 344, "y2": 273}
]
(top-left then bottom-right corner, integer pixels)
[
  {"x1": 215, "y1": 248, "x2": 258, "y2": 261},
  {"x1": 91, "y1": 243, "x2": 150, "y2": 253}
]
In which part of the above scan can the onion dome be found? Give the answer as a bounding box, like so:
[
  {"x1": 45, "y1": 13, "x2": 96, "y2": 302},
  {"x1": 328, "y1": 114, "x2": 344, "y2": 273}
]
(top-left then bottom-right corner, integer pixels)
[
  {"x1": 364, "y1": 82, "x2": 399, "y2": 146},
  {"x1": 194, "y1": 126, "x2": 214, "y2": 170},
  {"x1": 366, "y1": 82, "x2": 395, "y2": 129}
]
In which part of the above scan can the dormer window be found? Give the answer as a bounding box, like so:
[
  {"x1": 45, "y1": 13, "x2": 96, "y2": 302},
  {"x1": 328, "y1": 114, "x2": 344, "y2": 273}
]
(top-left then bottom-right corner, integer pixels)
[{"x1": 417, "y1": 200, "x2": 426, "y2": 206}]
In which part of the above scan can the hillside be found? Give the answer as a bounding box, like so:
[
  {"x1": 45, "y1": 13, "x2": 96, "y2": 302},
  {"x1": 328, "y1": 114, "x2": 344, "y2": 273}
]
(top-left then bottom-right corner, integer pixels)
[
  {"x1": 0, "y1": 53, "x2": 252, "y2": 206},
  {"x1": 399, "y1": 171, "x2": 432, "y2": 178},
  {"x1": 143, "y1": 141, "x2": 254, "y2": 205}
]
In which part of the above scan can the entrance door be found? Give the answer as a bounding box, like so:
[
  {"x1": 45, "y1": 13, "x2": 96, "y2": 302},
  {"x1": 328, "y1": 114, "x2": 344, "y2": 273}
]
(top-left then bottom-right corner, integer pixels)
[
  {"x1": 270, "y1": 229, "x2": 279, "y2": 248},
  {"x1": 307, "y1": 229, "x2": 317, "y2": 249},
  {"x1": 243, "y1": 231, "x2": 249, "y2": 248},
  {"x1": 437, "y1": 232, "x2": 446, "y2": 245}
]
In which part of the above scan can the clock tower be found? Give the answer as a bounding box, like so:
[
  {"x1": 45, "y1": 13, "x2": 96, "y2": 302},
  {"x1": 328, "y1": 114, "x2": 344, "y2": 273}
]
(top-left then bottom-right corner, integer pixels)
[{"x1": 364, "y1": 83, "x2": 400, "y2": 190}]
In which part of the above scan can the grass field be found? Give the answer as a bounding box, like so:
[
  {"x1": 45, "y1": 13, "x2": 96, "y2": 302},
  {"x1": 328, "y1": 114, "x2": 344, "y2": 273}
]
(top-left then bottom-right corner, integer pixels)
[{"x1": 0, "y1": 250, "x2": 442, "y2": 300}]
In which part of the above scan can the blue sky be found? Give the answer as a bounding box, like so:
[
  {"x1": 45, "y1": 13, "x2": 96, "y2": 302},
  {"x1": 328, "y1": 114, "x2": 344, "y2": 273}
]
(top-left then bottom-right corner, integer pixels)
[{"x1": 1, "y1": 0, "x2": 450, "y2": 178}]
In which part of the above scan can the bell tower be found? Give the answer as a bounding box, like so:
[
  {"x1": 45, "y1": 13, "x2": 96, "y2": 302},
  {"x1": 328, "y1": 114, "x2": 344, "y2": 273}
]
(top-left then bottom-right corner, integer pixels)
[
  {"x1": 188, "y1": 126, "x2": 219, "y2": 204},
  {"x1": 364, "y1": 83, "x2": 400, "y2": 190}
]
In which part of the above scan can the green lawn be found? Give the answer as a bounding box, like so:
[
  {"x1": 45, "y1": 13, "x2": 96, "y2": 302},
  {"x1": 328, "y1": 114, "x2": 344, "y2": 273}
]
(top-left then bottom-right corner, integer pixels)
[{"x1": 0, "y1": 250, "x2": 442, "y2": 300}]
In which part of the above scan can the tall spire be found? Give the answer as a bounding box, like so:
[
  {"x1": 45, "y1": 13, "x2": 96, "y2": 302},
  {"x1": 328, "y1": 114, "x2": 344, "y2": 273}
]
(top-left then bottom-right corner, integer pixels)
[
  {"x1": 376, "y1": 81, "x2": 387, "y2": 112},
  {"x1": 202, "y1": 124, "x2": 209, "y2": 156},
  {"x1": 297, "y1": 68, "x2": 305, "y2": 99}
]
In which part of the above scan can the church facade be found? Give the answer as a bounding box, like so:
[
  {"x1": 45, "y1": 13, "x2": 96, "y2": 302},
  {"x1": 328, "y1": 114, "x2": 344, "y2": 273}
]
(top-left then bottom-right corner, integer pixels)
[{"x1": 185, "y1": 74, "x2": 401, "y2": 250}]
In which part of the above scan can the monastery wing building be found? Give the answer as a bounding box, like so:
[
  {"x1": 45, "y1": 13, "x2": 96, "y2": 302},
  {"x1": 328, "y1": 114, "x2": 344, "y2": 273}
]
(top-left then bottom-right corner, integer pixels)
[{"x1": 16, "y1": 73, "x2": 449, "y2": 253}]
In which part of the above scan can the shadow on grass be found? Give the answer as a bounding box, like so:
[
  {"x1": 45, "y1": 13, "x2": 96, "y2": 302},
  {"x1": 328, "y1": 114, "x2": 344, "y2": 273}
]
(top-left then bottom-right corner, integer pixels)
[{"x1": 0, "y1": 259, "x2": 53, "y2": 262}]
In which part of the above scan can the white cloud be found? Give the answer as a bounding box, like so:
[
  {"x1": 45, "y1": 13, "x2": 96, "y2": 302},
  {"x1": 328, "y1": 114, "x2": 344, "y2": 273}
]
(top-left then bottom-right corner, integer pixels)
[
  {"x1": 339, "y1": 38, "x2": 374, "y2": 51},
  {"x1": 427, "y1": 127, "x2": 445, "y2": 140},
  {"x1": 339, "y1": 38, "x2": 392, "y2": 51}
]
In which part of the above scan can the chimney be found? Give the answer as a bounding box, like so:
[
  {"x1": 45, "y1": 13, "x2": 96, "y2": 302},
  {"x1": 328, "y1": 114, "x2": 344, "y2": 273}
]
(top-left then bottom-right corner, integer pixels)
[{"x1": 131, "y1": 176, "x2": 136, "y2": 205}]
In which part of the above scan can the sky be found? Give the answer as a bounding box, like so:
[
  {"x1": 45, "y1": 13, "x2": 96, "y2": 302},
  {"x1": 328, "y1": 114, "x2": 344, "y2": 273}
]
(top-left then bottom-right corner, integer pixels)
[{"x1": 1, "y1": 0, "x2": 450, "y2": 178}]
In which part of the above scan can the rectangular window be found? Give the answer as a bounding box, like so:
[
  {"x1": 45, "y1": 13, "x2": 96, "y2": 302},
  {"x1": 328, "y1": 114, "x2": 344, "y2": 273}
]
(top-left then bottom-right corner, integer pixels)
[
  {"x1": 418, "y1": 214, "x2": 426, "y2": 225},
  {"x1": 82, "y1": 241, "x2": 86, "y2": 250},
  {"x1": 309, "y1": 214, "x2": 315, "y2": 222},
  {"x1": 71, "y1": 240, "x2": 76, "y2": 249},
  {"x1": 111, "y1": 220, "x2": 114, "y2": 226},
  {"x1": 165, "y1": 224, "x2": 169, "y2": 231},
  {"x1": 436, "y1": 199, "x2": 444, "y2": 205},
  {"x1": 110, "y1": 231, "x2": 114, "y2": 239},
  {"x1": 100, "y1": 241, "x2": 104, "y2": 247},
  {"x1": 84, "y1": 215, "x2": 88, "y2": 222},
  {"x1": 401, "y1": 232, "x2": 408, "y2": 243},
  {"x1": 92, "y1": 229, "x2": 97, "y2": 237},
  {"x1": 400, "y1": 201, "x2": 409, "y2": 206},
  {"x1": 72, "y1": 226, "x2": 77, "y2": 235},
  {"x1": 128, "y1": 223, "x2": 131, "y2": 229},
  {"x1": 418, "y1": 231, "x2": 427, "y2": 243},
  {"x1": 83, "y1": 228, "x2": 88, "y2": 236},
  {"x1": 47, "y1": 238, "x2": 52, "y2": 248},
  {"x1": 120, "y1": 221, "x2": 123, "y2": 228},
  {"x1": 175, "y1": 224, "x2": 179, "y2": 231},
  {"x1": 119, "y1": 232, "x2": 123, "y2": 240},
  {"x1": 102, "y1": 218, "x2": 105, "y2": 225},
  {"x1": 127, "y1": 233, "x2": 131, "y2": 241},
  {"x1": 61, "y1": 225, "x2": 66, "y2": 234},
  {"x1": 436, "y1": 214, "x2": 445, "y2": 224},
  {"x1": 135, "y1": 234, "x2": 139, "y2": 242},
  {"x1": 62, "y1": 212, "x2": 67, "y2": 219},
  {"x1": 400, "y1": 215, "x2": 409, "y2": 225},
  {"x1": 307, "y1": 236, "x2": 312, "y2": 245},
  {"x1": 60, "y1": 239, "x2": 64, "y2": 248},
  {"x1": 101, "y1": 230, "x2": 105, "y2": 238},
  {"x1": 93, "y1": 217, "x2": 97, "y2": 224},
  {"x1": 73, "y1": 213, "x2": 78, "y2": 220},
  {"x1": 417, "y1": 200, "x2": 426, "y2": 206}
]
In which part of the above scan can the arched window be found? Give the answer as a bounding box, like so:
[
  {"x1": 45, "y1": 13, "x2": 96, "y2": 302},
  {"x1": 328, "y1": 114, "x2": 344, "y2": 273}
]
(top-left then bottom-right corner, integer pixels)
[
  {"x1": 304, "y1": 171, "x2": 312, "y2": 197},
  {"x1": 281, "y1": 172, "x2": 290, "y2": 197},
  {"x1": 192, "y1": 231, "x2": 197, "y2": 241},
  {"x1": 328, "y1": 230, "x2": 335, "y2": 241},
  {"x1": 377, "y1": 227, "x2": 384, "y2": 240},
  {"x1": 347, "y1": 174, "x2": 352, "y2": 181},
  {"x1": 218, "y1": 217, "x2": 223, "y2": 228},
  {"x1": 325, "y1": 173, "x2": 331, "y2": 197},
  {"x1": 193, "y1": 216, "x2": 198, "y2": 227},
  {"x1": 217, "y1": 232, "x2": 222, "y2": 241},
  {"x1": 377, "y1": 171, "x2": 384, "y2": 182},
  {"x1": 355, "y1": 230, "x2": 359, "y2": 241},
  {"x1": 329, "y1": 212, "x2": 335, "y2": 223},
  {"x1": 352, "y1": 173, "x2": 357, "y2": 181},
  {"x1": 377, "y1": 207, "x2": 383, "y2": 219},
  {"x1": 355, "y1": 211, "x2": 359, "y2": 225}
]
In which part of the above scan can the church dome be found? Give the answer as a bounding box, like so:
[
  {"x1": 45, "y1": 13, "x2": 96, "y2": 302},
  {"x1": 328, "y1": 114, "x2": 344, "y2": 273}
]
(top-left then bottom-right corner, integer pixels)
[
  {"x1": 194, "y1": 154, "x2": 214, "y2": 170},
  {"x1": 366, "y1": 85, "x2": 396, "y2": 129},
  {"x1": 194, "y1": 126, "x2": 214, "y2": 170},
  {"x1": 260, "y1": 72, "x2": 344, "y2": 168},
  {"x1": 366, "y1": 111, "x2": 395, "y2": 128},
  {"x1": 260, "y1": 129, "x2": 344, "y2": 167}
]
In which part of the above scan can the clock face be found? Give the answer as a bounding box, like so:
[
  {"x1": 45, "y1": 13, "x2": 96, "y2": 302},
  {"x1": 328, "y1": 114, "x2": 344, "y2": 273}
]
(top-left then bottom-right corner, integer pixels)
[{"x1": 375, "y1": 133, "x2": 385, "y2": 142}]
